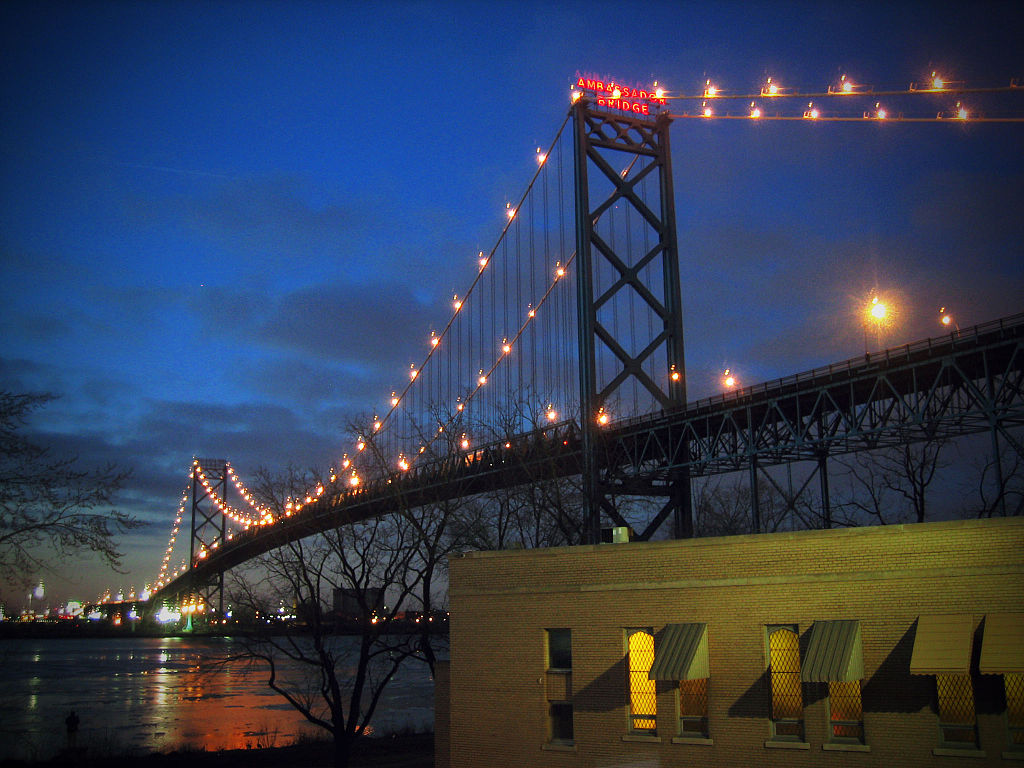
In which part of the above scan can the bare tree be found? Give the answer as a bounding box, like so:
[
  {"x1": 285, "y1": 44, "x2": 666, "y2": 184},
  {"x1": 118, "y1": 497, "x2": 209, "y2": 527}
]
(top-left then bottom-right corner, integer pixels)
[
  {"x1": 226, "y1": 506, "x2": 423, "y2": 768},
  {"x1": 691, "y1": 471, "x2": 797, "y2": 537},
  {"x1": 0, "y1": 391, "x2": 139, "y2": 589},
  {"x1": 458, "y1": 397, "x2": 586, "y2": 550},
  {"x1": 834, "y1": 438, "x2": 948, "y2": 525},
  {"x1": 963, "y1": 436, "x2": 1024, "y2": 518}
]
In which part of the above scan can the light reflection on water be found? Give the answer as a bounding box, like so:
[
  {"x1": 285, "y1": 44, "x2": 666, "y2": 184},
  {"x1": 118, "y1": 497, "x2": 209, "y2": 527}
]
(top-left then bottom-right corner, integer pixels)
[{"x1": 0, "y1": 636, "x2": 434, "y2": 760}]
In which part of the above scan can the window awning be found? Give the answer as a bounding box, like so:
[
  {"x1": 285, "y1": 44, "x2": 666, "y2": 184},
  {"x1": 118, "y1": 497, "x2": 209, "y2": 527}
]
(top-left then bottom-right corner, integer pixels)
[
  {"x1": 801, "y1": 619, "x2": 863, "y2": 682},
  {"x1": 649, "y1": 623, "x2": 708, "y2": 681},
  {"x1": 980, "y1": 613, "x2": 1024, "y2": 675},
  {"x1": 910, "y1": 614, "x2": 974, "y2": 675}
]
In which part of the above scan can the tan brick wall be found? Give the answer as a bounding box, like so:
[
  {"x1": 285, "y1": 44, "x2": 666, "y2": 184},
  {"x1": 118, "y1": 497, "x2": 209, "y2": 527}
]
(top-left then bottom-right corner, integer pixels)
[
  {"x1": 447, "y1": 517, "x2": 1024, "y2": 767},
  {"x1": 434, "y1": 660, "x2": 450, "y2": 768}
]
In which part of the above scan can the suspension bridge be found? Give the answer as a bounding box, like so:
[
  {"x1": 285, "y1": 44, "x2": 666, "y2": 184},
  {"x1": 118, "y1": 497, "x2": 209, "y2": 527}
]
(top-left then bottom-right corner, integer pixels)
[{"x1": 134, "y1": 75, "x2": 1023, "y2": 619}]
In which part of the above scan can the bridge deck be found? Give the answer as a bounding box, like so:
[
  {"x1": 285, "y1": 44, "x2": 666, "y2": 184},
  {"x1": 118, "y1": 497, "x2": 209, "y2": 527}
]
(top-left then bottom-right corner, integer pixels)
[{"x1": 152, "y1": 312, "x2": 1024, "y2": 602}]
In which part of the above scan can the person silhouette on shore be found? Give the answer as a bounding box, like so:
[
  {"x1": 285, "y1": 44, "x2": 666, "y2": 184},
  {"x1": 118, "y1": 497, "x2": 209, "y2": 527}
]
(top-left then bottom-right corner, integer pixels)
[{"x1": 65, "y1": 710, "x2": 79, "y2": 750}]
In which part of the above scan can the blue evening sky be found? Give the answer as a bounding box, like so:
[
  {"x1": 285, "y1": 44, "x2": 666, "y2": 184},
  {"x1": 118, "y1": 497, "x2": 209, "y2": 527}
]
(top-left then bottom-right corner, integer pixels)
[{"x1": 1, "y1": 0, "x2": 1021, "y2": 605}]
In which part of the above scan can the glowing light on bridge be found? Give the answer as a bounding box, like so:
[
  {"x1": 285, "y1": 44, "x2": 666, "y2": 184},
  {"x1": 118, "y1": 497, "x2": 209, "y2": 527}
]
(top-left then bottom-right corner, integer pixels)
[
  {"x1": 940, "y1": 307, "x2": 958, "y2": 330},
  {"x1": 749, "y1": 103, "x2": 762, "y2": 119},
  {"x1": 723, "y1": 369, "x2": 737, "y2": 389},
  {"x1": 703, "y1": 80, "x2": 718, "y2": 97},
  {"x1": 832, "y1": 75, "x2": 856, "y2": 94},
  {"x1": 762, "y1": 77, "x2": 780, "y2": 96},
  {"x1": 869, "y1": 296, "x2": 888, "y2": 321}
]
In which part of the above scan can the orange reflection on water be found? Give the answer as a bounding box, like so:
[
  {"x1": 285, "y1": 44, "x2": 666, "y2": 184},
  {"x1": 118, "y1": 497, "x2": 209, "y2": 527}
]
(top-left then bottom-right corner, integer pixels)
[{"x1": 146, "y1": 655, "x2": 317, "y2": 751}]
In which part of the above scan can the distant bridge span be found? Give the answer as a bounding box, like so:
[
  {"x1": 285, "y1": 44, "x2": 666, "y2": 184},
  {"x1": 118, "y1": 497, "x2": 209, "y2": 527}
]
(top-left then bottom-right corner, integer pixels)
[{"x1": 151, "y1": 312, "x2": 1024, "y2": 603}]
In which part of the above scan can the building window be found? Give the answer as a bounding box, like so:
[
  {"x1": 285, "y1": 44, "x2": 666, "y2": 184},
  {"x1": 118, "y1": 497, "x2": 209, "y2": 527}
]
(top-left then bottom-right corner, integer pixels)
[
  {"x1": 1006, "y1": 673, "x2": 1024, "y2": 748},
  {"x1": 936, "y1": 673, "x2": 977, "y2": 746},
  {"x1": 627, "y1": 629, "x2": 657, "y2": 733},
  {"x1": 767, "y1": 625, "x2": 803, "y2": 740},
  {"x1": 828, "y1": 680, "x2": 864, "y2": 742},
  {"x1": 545, "y1": 629, "x2": 572, "y2": 745},
  {"x1": 549, "y1": 702, "x2": 574, "y2": 744},
  {"x1": 547, "y1": 628, "x2": 572, "y2": 670},
  {"x1": 679, "y1": 678, "x2": 709, "y2": 737}
]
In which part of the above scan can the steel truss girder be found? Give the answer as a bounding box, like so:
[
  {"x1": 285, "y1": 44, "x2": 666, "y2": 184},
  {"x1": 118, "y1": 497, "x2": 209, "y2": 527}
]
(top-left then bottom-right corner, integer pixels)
[
  {"x1": 154, "y1": 316, "x2": 1024, "y2": 603},
  {"x1": 572, "y1": 99, "x2": 688, "y2": 542},
  {"x1": 595, "y1": 315, "x2": 1024, "y2": 484}
]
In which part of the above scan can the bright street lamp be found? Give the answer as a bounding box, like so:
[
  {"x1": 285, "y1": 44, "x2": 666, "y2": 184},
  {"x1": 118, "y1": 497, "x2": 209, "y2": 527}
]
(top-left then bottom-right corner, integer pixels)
[
  {"x1": 939, "y1": 306, "x2": 959, "y2": 332},
  {"x1": 863, "y1": 295, "x2": 894, "y2": 352}
]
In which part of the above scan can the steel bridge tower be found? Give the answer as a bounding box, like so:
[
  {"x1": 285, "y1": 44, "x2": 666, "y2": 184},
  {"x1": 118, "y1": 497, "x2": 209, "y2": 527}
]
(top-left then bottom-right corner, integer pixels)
[
  {"x1": 190, "y1": 458, "x2": 228, "y2": 621},
  {"x1": 572, "y1": 97, "x2": 690, "y2": 543}
]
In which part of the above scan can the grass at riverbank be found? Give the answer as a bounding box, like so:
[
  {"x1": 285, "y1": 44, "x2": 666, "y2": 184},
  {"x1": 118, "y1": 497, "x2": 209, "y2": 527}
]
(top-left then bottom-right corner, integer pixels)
[{"x1": 0, "y1": 733, "x2": 433, "y2": 768}]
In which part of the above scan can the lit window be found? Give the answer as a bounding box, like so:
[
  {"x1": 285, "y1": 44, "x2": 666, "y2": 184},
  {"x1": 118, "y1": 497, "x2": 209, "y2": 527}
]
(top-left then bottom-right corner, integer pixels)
[
  {"x1": 628, "y1": 629, "x2": 657, "y2": 733},
  {"x1": 937, "y1": 673, "x2": 977, "y2": 746},
  {"x1": 679, "y1": 678, "x2": 709, "y2": 737},
  {"x1": 649, "y1": 623, "x2": 709, "y2": 739},
  {"x1": 828, "y1": 680, "x2": 864, "y2": 742},
  {"x1": 1006, "y1": 673, "x2": 1024, "y2": 748},
  {"x1": 767, "y1": 625, "x2": 803, "y2": 740},
  {"x1": 802, "y1": 619, "x2": 864, "y2": 743}
]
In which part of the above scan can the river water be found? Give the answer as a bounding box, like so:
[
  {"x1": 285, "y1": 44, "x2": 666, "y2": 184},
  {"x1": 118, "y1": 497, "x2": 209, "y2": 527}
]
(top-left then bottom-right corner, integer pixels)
[{"x1": 0, "y1": 636, "x2": 435, "y2": 761}]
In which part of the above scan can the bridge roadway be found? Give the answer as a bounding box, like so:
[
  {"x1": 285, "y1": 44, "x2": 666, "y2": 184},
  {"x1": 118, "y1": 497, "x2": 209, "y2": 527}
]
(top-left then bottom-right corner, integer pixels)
[{"x1": 152, "y1": 312, "x2": 1024, "y2": 603}]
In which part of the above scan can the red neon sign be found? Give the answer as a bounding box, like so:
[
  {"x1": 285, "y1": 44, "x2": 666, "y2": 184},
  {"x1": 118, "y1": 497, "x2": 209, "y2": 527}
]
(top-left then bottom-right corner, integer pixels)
[{"x1": 574, "y1": 74, "x2": 667, "y2": 115}]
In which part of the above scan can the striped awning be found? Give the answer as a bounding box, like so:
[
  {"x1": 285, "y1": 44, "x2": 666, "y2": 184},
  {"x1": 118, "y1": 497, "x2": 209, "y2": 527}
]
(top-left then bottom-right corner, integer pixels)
[
  {"x1": 801, "y1": 619, "x2": 864, "y2": 682},
  {"x1": 980, "y1": 613, "x2": 1024, "y2": 674},
  {"x1": 910, "y1": 614, "x2": 974, "y2": 675},
  {"x1": 649, "y1": 623, "x2": 708, "y2": 681}
]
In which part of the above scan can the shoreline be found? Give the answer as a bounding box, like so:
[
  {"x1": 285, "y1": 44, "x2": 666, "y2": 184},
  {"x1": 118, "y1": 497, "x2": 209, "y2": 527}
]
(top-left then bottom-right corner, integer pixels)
[{"x1": 0, "y1": 732, "x2": 434, "y2": 768}]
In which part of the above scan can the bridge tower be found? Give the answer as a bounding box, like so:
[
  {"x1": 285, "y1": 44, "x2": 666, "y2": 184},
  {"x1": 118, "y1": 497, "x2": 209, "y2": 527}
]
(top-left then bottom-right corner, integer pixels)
[
  {"x1": 572, "y1": 97, "x2": 691, "y2": 543},
  {"x1": 189, "y1": 458, "x2": 228, "y2": 621}
]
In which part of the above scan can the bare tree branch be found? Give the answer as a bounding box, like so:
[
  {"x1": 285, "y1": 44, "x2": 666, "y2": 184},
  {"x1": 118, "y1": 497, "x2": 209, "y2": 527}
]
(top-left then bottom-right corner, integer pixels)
[{"x1": 0, "y1": 391, "x2": 140, "y2": 589}]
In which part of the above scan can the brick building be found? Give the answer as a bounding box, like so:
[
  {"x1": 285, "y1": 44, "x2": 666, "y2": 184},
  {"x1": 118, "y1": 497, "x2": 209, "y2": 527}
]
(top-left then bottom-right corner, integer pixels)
[{"x1": 439, "y1": 517, "x2": 1024, "y2": 767}]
